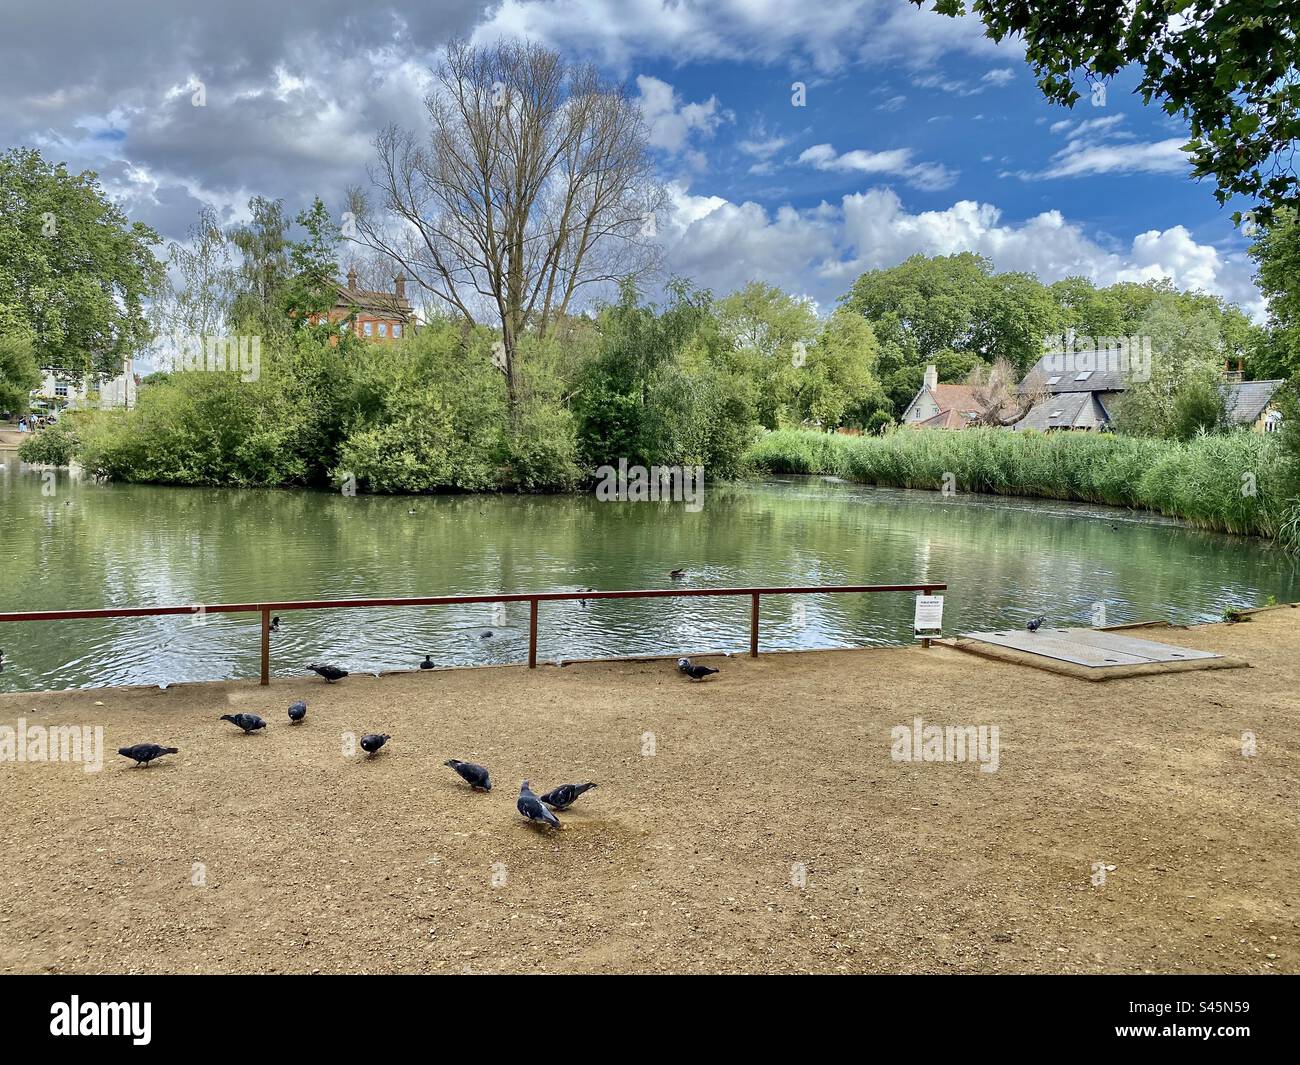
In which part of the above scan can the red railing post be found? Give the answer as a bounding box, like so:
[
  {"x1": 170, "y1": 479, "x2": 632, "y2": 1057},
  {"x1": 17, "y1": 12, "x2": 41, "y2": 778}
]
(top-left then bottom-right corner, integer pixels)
[
  {"x1": 528, "y1": 598, "x2": 538, "y2": 669},
  {"x1": 750, "y1": 592, "x2": 760, "y2": 657},
  {"x1": 260, "y1": 607, "x2": 271, "y2": 686}
]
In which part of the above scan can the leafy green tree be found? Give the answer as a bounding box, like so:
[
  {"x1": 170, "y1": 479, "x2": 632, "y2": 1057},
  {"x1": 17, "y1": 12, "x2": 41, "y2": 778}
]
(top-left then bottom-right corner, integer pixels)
[
  {"x1": 227, "y1": 196, "x2": 290, "y2": 335},
  {"x1": 795, "y1": 308, "x2": 881, "y2": 428},
  {"x1": 916, "y1": 1, "x2": 1300, "y2": 221},
  {"x1": 0, "y1": 147, "x2": 162, "y2": 377},
  {"x1": 0, "y1": 335, "x2": 40, "y2": 415},
  {"x1": 717, "y1": 281, "x2": 820, "y2": 428},
  {"x1": 281, "y1": 197, "x2": 343, "y2": 328},
  {"x1": 1248, "y1": 207, "x2": 1300, "y2": 379}
]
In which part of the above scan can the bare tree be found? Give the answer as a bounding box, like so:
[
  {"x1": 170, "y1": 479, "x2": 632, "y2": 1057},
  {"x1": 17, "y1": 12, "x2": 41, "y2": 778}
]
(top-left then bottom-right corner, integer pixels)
[
  {"x1": 348, "y1": 38, "x2": 664, "y2": 418},
  {"x1": 965, "y1": 357, "x2": 1044, "y2": 427}
]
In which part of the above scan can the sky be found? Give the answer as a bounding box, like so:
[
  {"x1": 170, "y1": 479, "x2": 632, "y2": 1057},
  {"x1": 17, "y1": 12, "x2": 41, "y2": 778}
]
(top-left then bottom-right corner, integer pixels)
[{"x1": 0, "y1": 0, "x2": 1267, "y2": 320}]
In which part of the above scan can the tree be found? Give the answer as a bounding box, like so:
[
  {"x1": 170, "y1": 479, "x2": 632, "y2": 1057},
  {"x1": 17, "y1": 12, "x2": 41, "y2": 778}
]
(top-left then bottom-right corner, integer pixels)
[
  {"x1": 0, "y1": 335, "x2": 40, "y2": 415},
  {"x1": 796, "y1": 308, "x2": 881, "y2": 428},
  {"x1": 348, "y1": 38, "x2": 664, "y2": 421},
  {"x1": 280, "y1": 197, "x2": 343, "y2": 327},
  {"x1": 916, "y1": 1, "x2": 1300, "y2": 222},
  {"x1": 0, "y1": 147, "x2": 161, "y2": 377},
  {"x1": 965, "y1": 357, "x2": 1043, "y2": 427},
  {"x1": 717, "y1": 281, "x2": 819, "y2": 428},
  {"x1": 227, "y1": 196, "x2": 290, "y2": 334},
  {"x1": 1248, "y1": 207, "x2": 1300, "y2": 379},
  {"x1": 151, "y1": 205, "x2": 235, "y2": 341}
]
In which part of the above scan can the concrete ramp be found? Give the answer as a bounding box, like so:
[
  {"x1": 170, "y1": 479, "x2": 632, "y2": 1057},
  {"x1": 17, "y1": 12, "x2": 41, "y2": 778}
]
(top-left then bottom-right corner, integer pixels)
[{"x1": 944, "y1": 625, "x2": 1244, "y2": 681}]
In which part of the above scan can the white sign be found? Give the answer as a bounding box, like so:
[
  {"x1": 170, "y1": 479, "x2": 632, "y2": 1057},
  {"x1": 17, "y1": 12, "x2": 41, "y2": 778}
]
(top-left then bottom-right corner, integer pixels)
[{"x1": 914, "y1": 594, "x2": 944, "y2": 637}]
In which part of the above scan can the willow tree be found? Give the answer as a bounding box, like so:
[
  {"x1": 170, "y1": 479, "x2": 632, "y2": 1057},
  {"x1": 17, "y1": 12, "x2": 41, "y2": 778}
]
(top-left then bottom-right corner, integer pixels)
[{"x1": 348, "y1": 39, "x2": 663, "y2": 420}]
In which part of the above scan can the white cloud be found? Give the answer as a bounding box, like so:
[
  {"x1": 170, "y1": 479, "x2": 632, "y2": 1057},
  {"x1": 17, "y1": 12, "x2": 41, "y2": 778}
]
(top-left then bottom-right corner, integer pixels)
[
  {"x1": 1028, "y1": 114, "x2": 1187, "y2": 179},
  {"x1": 798, "y1": 143, "x2": 958, "y2": 191},
  {"x1": 635, "y1": 75, "x2": 730, "y2": 153},
  {"x1": 982, "y1": 67, "x2": 1014, "y2": 87},
  {"x1": 661, "y1": 183, "x2": 1263, "y2": 318}
]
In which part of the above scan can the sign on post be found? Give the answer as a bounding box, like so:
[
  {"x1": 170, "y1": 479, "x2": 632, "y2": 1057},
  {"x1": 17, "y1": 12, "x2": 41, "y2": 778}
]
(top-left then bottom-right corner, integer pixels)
[{"x1": 914, "y1": 594, "x2": 944, "y2": 643}]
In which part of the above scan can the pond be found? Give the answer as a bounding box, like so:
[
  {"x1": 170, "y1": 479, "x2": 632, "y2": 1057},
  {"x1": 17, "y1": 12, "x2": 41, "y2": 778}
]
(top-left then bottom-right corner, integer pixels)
[{"x1": 1, "y1": 454, "x2": 1296, "y2": 691}]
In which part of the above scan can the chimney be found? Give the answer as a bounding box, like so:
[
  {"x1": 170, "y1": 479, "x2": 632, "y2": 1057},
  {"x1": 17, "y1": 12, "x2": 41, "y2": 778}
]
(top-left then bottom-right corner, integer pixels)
[
  {"x1": 923, "y1": 364, "x2": 938, "y2": 391},
  {"x1": 394, "y1": 274, "x2": 406, "y2": 301},
  {"x1": 347, "y1": 268, "x2": 357, "y2": 291}
]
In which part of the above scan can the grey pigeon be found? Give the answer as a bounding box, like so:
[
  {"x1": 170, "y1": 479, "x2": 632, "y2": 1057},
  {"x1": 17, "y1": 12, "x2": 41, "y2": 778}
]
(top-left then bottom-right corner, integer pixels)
[
  {"x1": 220, "y1": 712, "x2": 266, "y2": 733},
  {"x1": 360, "y1": 733, "x2": 390, "y2": 756},
  {"x1": 444, "y1": 759, "x2": 491, "y2": 790},
  {"x1": 540, "y1": 782, "x2": 597, "y2": 811},
  {"x1": 307, "y1": 663, "x2": 348, "y2": 682},
  {"x1": 118, "y1": 743, "x2": 178, "y2": 766},
  {"x1": 517, "y1": 781, "x2": 561, "y2": 828},
  {"x1": 420, "y1": 655, "x2": 435, "y2": 670},
  {"x1": 287, "y1": 700, "x2": 307, "y2": 723},
  {"x1": 676, "y1": 656, "x2": 692, "y2": 674},
  {"x1": 1026, "y1": 615, "x2": 1046, "y2": 632},
  {"x1": 682, "y1": 662, "x2": 719, "y2": 681}
]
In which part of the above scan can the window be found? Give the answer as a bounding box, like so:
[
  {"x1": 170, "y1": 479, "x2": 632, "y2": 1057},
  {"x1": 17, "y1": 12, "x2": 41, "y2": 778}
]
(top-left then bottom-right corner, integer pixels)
[
  {"x1": 363, "y1": 321, "x2": 373, "y2": 336},
  {"x1": 55, "y1": 384, "x2": 68, "y2": 398},
  {"x1": 1074, "y1": 370, "x2": 1093, "y2": 381},
  {"x1": 1050, "y1": 409, "x2": 1065, "y2": 418},
  {"x1": 1046, "y1": 375, "x2": 1061, "y2": 385},
  {"x1": 392, "y1": 324, "x2": 402, "y2": 338},
  {"x1": 378, "y1": 322, "x2": 388, "y2": 337}
]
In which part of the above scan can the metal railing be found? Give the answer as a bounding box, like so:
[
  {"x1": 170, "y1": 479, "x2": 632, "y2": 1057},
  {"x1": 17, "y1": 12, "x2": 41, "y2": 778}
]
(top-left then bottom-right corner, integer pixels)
[{"x1": 0, "y1": 582, "x2": 947, "y2": 685}]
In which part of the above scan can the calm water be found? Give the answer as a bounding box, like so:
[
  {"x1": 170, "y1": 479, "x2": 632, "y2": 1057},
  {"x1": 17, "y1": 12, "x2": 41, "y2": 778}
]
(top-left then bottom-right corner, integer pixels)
[{"x1": 2, "y1": 453, "x2": 1297, "y2": 691}]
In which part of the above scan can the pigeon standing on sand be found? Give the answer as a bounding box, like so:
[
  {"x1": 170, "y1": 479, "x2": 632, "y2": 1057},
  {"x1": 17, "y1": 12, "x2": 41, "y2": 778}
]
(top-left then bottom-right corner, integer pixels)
[
  {"x1": 420, "y1": 655, "x2": 435, "y2": 670},
  {"x1": 287, "y1": 700, "x2": 307, "y2": 723},
  {"x1": 307, "y1": 663, "x2": 348, "y2": 682},
  {"x1": 681, "y1": 661, "x2": 719, "y2": 681},
  {"x1": 444, "y1": 759, "x2": 491, "y2": 790},
  {"x1": 1026, "y1": 615, "x2": 1046, "y2": 633},
  {"x1": 677, "y1": 656, "x2": 692, "y2": 674},
  {"x1": 540, "y1": 782, "x2": 597, "y2": 810},
  {"x1": 360, "y1": 733, "x2": 390, "y2": 756},
  {"x1": 118, "y1": 743, "x2": 179, "y2": 766},
  {"x1": 220, "y1": 712, "x2": 266, "y2": 733},
  {"x1": 517, "y1": 781, "x2": 561, "y2": 828}
]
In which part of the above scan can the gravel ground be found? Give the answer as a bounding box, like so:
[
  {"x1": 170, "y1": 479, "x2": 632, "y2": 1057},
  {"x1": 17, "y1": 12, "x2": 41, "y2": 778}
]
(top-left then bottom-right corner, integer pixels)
[{"x1": 1, "y1": 609, "x2": 1296, "y2": 974}]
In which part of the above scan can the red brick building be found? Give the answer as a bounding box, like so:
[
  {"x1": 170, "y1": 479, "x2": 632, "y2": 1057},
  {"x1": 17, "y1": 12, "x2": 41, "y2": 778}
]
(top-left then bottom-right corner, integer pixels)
[{"x1": 326, "y1": 270, "x2": 414, "y2": 340}]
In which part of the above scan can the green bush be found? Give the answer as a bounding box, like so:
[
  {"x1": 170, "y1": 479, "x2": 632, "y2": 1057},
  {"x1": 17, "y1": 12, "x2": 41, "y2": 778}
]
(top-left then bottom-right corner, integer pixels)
[{"x1": 16, "y1": 421, "x2": 78, "y2": 465}]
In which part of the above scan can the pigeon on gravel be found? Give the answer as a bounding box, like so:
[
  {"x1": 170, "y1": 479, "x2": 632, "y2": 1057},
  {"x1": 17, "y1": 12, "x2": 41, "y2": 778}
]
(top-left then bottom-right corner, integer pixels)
[
  {"x1": 540, "y1": 782, "x2": 597, "y2": 810},
  {"x1": 307, "y1": 663, "x2": 348, "y2": 682},
  {"x1": 360, "y1": 733, "x2": 390, "y2": 756},
  {"x1": 1026, "y1": 615, "x2": 1046, "y2": 633},
  {"x1": 517, "y1": 781, "x2": 561, "y2": 828},
  {"x1": 420, "y1": 655, "x2": 435, "y2": 670},
  {"x1": 444, "y1": 759, "x2": 491, "y2": 790},
  {"x1": 681, "y1": 662, "x2": 719, "y2": 681},
  {"x1": 287, "y1": 700, "x2": 307, "y2": 723},
  {"x1": 677, "y1": 656, "x2": 692, "y2": 674},
  {"x1": 118, "y1": 743, "x2": 179, "y2": 766},
  {"x1": 220, "y1": 713, "x2": 266, "y2": 734}
]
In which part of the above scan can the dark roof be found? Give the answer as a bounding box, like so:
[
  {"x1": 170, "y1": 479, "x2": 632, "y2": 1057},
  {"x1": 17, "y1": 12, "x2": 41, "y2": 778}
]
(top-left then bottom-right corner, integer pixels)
[
  {"x1": 331, "y1": 282, "x2": 412, "y2": 319},
  {"x1": 1020, "y1": 354, "x2": 1127, "y2": 394},
  {"x1": 1013, "y1": 391, "x2": 1112, "y2": 431},
  {"x1": 1219, "y1": 379, "x2": 1284, "y2": 425}
]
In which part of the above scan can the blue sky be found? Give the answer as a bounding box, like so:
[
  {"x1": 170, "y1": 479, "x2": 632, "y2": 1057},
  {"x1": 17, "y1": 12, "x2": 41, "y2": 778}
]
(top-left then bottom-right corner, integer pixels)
[{"x1": 1, "y1": 0, "x2": 1264, "y2": 318}]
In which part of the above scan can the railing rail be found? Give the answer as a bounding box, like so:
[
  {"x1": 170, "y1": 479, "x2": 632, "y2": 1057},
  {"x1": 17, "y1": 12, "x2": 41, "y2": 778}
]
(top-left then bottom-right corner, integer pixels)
[{"x1": 0, "y1": 582, "x2": 947, "y2": 685}]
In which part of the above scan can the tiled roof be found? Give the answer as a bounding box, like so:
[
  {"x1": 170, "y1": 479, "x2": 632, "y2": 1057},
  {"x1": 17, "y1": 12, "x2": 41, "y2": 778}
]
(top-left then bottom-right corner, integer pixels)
[
  {"x1": 1020, "y1": 354, "x2": 1127, "y2": 393},
  {"x1": 331, "y1": 283, "x2": 413, "y2": 318},
  {"x1": 1013, "y1": 391, "x2": 1112, "y2": 431},
  {"x1": 1219, "y1": 379, "x2": 1284, "y2": 425}
]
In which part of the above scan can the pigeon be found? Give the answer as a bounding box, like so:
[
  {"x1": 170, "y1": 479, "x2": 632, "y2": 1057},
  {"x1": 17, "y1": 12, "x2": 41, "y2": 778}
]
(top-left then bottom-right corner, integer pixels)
[
  {"x1": 669, "y1": 568, "x2": 687, "y2": 580},
  {"x1": 118, "y1": 743, "x2": 178, "y2": 767},
  {"x1": 360, "y1": 733, "x2": 390, "y2": 756},
  {"x1": 517, "y1": 781, "x2": 561, "y2": 828},
  {"x1": 287, "y1": 700, "x2": 307, "y2": 723},
  {"x1": 269, "y1": 615, "x2": 281, "y2": 633},
  {"x1": 220, "y1": 712, "x2": 266, "y2": 734},
  {"x1": 682, "y1": 662, "x2": 719, "y2": 681},
  {"x1": 420, "y1": 655, "x2": 435, "y2": 670},
  {"x1": 444, "y1": 759, "x2": 491, "y2": 790},
  {"x1": 1026, "y1": 615, "x2": 1046, "y2": 633},
  {"x1": 307, "y1": 663, "x2": 348, "y2": 682},
  {"x1": 676, "y1": 656, "x2": 692, "y2": 674},
  {"x1": 540, "y1": 782, "x2": 597, "y2": 811}
]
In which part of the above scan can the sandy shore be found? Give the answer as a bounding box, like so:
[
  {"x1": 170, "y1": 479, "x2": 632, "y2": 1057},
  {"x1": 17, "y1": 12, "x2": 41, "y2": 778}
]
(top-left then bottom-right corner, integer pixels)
[{"x1": 1, "y1": 608, "x2": 1296, "y2": 974}]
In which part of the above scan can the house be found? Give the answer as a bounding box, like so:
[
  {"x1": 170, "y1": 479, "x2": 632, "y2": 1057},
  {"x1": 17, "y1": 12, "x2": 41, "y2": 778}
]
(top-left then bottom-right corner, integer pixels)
[
  {"x1": 1220, "y1": 378, "x2": 1285, "y2": 432},
  {"x1": 321, "y1": 270, "x2": 414, "y2": 340},
  {"x1": 900, "y1": 365, "x2": 984, "y2": 429},
  {"x1": 32, "y1": 355, "x2": 138, "y2": 411},
  {"x1": 1012, "y1": 354, "x2": 1126, "y2": 432}
]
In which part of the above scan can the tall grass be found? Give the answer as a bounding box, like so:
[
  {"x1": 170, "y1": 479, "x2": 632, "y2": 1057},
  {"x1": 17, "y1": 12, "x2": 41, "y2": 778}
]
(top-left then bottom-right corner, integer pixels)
[{"x1": 745, "y1": 427, "x2": 1296, "y2": 542}]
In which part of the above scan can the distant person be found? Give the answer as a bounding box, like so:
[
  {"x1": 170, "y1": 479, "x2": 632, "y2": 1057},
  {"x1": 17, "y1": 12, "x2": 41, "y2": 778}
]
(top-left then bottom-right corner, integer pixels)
[{"x1": 18, "y1": 419, "x2": 29, "y2": 433}]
